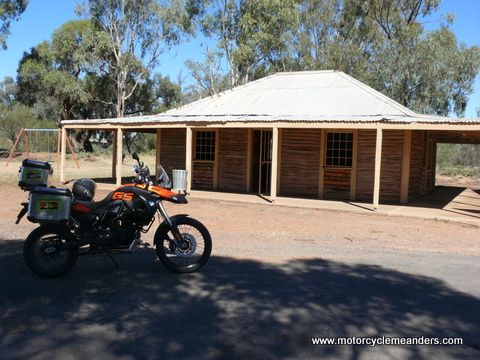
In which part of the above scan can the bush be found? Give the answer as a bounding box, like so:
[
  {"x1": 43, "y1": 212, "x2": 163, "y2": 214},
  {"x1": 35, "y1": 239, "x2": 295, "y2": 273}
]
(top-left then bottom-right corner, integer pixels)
[
  {"x1": 437, "y1": 165, "x2": 480, "y2": 177},
  {"x1": 437, "y1": 144, "x2": 480, "y2": 168}
]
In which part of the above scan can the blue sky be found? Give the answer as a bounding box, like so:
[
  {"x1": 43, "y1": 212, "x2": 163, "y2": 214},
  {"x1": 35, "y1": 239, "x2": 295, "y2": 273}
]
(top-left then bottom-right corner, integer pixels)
[{"x1": 0, "y1": 0, "x2": 479, "y2": 118}]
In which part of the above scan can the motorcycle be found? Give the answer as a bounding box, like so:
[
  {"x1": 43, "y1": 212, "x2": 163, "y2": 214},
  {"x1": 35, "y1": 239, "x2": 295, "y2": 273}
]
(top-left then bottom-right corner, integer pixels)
[{"x1": 16, "y1": 153, "x2": 212, "y2": 277}]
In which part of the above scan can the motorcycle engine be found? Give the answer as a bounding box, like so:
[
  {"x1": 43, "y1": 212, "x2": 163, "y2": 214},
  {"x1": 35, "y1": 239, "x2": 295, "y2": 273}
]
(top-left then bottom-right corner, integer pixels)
[
  {"x1": 92, "y1": 218, "x2": 140, "y2": 249},
  {"x1": 75, "y1": 201, "x2": 148, "y2": 251}
]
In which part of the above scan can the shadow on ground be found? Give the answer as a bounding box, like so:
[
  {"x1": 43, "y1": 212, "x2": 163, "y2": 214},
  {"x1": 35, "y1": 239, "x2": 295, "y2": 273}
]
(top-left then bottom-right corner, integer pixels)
[
  {"x1": 0, "y1": 239, "x2": 479, "y2": 360},
  {"x1": 406, "y1": 186, "x2": 466, "y2": 208}
]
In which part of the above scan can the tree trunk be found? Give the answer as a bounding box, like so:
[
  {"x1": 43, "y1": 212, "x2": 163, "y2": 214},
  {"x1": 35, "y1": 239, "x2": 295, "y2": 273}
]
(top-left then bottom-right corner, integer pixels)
[
  {"x1": 116, "y1": 69, "x2": 127, "y2": 118},
  {"x1": 72, "y1": 130, "x2": 94, "y2": 152}
]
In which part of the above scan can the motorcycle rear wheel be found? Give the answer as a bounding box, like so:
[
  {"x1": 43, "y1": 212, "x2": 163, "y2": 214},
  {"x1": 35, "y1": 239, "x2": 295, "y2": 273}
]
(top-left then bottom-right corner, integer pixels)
[
  {"x1": 23, "y1": 225, "x2": 78, "y2": 277},
  {"x1": 156, "y1": 217, "x2": 212, "y2": 273}
]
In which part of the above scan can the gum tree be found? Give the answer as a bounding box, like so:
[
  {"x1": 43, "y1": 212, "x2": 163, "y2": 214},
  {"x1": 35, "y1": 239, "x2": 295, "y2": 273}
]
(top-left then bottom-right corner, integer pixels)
[
  {"x1": 294, "y1": 0, "x2": 480, "y2": 117},
  {"x1": 188, "y1": 0, "x2": 299, "y2": 88},
  {"x1": 0, "y1": 0, "x2": 28, "y2": 49},
  {"x1": 76, "y1": 0, "x2": 189, "y2": 118}
]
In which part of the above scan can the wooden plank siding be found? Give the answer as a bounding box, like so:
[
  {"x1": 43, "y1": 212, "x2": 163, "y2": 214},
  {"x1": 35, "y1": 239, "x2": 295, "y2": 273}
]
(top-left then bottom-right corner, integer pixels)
[
  {"x1": 192, "y1": 162, "x2": 215, "y2": 190},
  {"x1": 279, "y1": 129, "x2": 321, "y2": 197},
  {"x1": 408, "y1": 130, "x2": 425, "y2": 201},
  {"x1": 355, "y1": 130, "x2": 376, "y2": 202},
  {"x1": 218, "y1": 129, "x2": 249, "y2": 192},
  {"x1": 427, "y1": 131, "x2": 437, "y2": 192},
  {"x1": 355, "y1": 130, "x2": 409, "y2": 203},
  {"x1": 159, "y1": 127, "x2": 436, "y2": 203},
  {"x1": 408, "y1": 131, "x2": 437, "y2": 201},
  {"x1": 379, "y1": 130, "x2": 404, "y2": 203},
  {"x1": 159, "y1": 128, "x2": 186, "y2": 178},
  {"x1": 323, "y1": 168, "x2": 351, "y2": 200},
  {"x1": 425, "y1": 132, "x2": 437, "y2": 193}
]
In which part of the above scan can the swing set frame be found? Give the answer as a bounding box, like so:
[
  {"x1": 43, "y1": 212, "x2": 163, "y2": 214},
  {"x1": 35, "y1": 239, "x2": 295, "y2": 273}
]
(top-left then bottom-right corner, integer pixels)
[{"x1": 5, "y1": 128, "x2": 80, "y2": 169}]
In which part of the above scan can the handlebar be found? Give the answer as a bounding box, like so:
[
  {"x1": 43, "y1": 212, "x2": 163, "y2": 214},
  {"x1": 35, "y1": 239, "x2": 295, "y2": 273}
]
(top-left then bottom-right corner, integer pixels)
[
  {"x1": 131, "y1": 152, "x2": 172, "y2": 189},
  {"x1": 132, "y1": 152, "x2": 152, "y2": 185}
]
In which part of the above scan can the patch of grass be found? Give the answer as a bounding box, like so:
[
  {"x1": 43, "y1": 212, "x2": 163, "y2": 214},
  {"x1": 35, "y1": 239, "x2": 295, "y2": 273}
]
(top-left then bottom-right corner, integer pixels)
[{"x1": 436, "y1": 165, "x2": 480, "y2": 177}]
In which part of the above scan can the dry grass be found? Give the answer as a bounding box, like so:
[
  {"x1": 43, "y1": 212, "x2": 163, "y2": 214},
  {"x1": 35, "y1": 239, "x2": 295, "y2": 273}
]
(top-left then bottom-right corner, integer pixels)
[{"x1": 1, "y1": 152, "x2": 157, "y2": 188}]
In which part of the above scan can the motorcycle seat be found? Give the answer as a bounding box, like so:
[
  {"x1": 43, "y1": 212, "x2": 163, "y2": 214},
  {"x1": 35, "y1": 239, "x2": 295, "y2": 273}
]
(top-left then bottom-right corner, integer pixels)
[{"x1": 73, "y1": 191, "x2": 115, "y2": 211}]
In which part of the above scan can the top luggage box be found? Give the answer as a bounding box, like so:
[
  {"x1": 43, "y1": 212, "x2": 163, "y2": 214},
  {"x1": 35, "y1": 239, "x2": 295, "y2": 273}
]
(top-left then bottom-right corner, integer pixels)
[{"x1": 19, "y1": 159, "x2": 53, "y2": 191}]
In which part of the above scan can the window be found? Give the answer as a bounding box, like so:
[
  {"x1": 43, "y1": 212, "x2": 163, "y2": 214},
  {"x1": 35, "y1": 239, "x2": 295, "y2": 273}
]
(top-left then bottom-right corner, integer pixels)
[
  {"x1": 195, "y1": 131, "x2": 216, "y2": 161},
  {"x1": 325, "y1": 132, "x2": 354, "y2": 167}
]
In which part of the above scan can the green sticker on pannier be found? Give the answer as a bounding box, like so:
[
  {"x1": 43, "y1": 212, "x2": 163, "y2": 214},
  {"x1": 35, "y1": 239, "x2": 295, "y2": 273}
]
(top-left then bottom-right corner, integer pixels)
[
  {"x1": 24, "y1": 169, "x2": 46, "y2": 182},
  {"x1": 36, "y1": 198, "x2": 62, "y2": 213}
]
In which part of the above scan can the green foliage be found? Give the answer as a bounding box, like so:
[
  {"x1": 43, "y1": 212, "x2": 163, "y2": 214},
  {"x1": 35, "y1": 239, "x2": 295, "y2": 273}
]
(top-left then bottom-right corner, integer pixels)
[
  {"x1": 184, "y1": 0, "x2": 480, "y2": 117},
  {"x1": 76, "y1": 0, "x2": 189, "y2": 117},
  {"x1": 0, "y1": 102, "x2": 36, "y2": 143},
  {"x1": 192, "y1": 0, "x2": 299, "y2": 88},
  {"x1": 437, "y1": 144, "x2": 480, "y2": 168},
  {"x1": 437, "y1": 165, "x2": 480, "y2": 177},
  {"x1": 0, "y1": 76, "x2": 16, "y2": 103},
  {"x1": 185, "y1": 48, "x2": 228, "y2": 96},
  {"x1": 0, "y1": 0, "x2": 28, "y2": 49},
  {"x1": 292, "y1": 0, "x2": 480, "y2": 117},
  {"x1": 368, "y1": 27, "x2": 480, "y2": 116},
  {"x1": 154, "y1": 74, "x2": 183, "y2": 111},
  {"x1": 436, "y1": 143, "x2": 480, "y2": 179},
  {"x1": 16, "y1": 20, "x2": 98, "y2": 122},
  {"x1": 13, "y1": 16, "x2": 173, "y2": 152}
]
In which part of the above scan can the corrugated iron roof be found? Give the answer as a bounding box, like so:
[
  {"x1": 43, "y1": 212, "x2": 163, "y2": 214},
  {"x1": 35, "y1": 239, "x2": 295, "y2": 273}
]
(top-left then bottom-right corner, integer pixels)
[
  {"x1": 62, "y1": 71, "x2": 480, "y2": 126},
  {"x1": 161, "y1": 70, "x2": 414, "y2": 117}
]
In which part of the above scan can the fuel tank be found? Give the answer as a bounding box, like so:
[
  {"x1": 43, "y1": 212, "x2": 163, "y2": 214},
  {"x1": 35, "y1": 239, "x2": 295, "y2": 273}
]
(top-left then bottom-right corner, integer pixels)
[
  {"x1": 72, "y1": 185, "x2": 159, "y2": 225},
  {"x1": 109, "y1": 185, "x2": 158, "y2": 224}
]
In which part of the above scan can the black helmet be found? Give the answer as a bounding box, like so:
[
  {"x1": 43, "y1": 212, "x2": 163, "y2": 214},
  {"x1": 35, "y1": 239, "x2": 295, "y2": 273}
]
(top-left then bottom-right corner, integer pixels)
[{"x1": 73, "y1": 178, "x2": 96, "y2": 201}]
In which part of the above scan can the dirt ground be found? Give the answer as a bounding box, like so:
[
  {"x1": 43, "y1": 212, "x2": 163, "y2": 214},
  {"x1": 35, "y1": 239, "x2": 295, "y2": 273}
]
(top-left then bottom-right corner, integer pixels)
[
  {"x1": 1, "y1": 155, "x2": 480, "y2": 360},
  {"x1": 1, "y1": 154, "x2": 479, "y2": 258},
  {"x1": 436, "y1": 173, "x2": 480, "y2": 190}
]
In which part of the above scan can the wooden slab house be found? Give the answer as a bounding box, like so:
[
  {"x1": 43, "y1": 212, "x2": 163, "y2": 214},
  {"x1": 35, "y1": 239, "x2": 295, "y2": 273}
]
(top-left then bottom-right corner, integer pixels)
[{"x1": 61, "y1": 71, "x2": 480, "y2": 206}]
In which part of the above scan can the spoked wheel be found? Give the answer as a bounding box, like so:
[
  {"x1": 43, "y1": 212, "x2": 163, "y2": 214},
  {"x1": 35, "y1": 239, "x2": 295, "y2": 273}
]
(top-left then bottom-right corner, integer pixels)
[
  {"x1": 23, "y1": 225, "x2": 78, "y2": 277},
  {"x1": 155, "y1": 217, "x2": 212, "y2": 273}
]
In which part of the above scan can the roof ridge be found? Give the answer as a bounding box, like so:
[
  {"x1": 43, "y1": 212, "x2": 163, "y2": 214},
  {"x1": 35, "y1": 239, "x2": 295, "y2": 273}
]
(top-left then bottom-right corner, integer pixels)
[{"x1": 336, "y1": 72, "x2": 416, "y2": 116}]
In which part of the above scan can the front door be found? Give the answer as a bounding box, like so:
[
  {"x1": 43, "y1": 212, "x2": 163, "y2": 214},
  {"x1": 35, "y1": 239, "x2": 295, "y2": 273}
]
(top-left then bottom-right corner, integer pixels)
[{"x1": 251, "y1": 130, "x2": 272, "y2": 196}]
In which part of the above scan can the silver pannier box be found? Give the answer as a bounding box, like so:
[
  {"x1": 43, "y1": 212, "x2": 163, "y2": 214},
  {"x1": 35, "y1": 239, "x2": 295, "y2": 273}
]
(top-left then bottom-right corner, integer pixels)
[
  {"x1": 19, "y1": 159, "x2": 53, "y2": 191},
  {"x1": 27, "y1": 187, "x2": 72, "y2": 224}
]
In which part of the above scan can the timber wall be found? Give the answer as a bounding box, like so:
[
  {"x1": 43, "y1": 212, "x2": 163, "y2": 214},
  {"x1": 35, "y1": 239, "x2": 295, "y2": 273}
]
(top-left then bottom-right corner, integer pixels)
[
  {"x1": 355, "y1": 130, "x2": 376, "y2": 202},
  {"x1": 279, "y1": 129, "x2": 321, "y2": 197},
  {"x1": 159, "y1": 128, "x2": 186, "y2": 178},
  {"x1": 181, "y1": 127, "x2": 434, "y2": 204},
  {"x1": 193, "y1": 162, "x2": 215, "y2": 190},
  {"x1": 218, "y1": 128, "x2": 249, "y2": 192},
  {"x1": 408, "y1": 130, "x2": 436, "y2": 201},
  {"x1": 408, "y1": 130, "x2": 425, "y2": 201},
  {"x1": 379, "y1": 130, "x2": 404, "y2": 203}
]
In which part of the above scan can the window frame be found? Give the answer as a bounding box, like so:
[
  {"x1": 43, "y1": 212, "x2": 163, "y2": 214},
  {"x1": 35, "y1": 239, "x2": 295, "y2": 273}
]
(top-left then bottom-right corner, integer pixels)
[
  {"x1": 324, "y1": 131, "x2": 355, "y2": 168},
  {"x1": 194, "y1": 130, "x2": 217, "y2": 162}
]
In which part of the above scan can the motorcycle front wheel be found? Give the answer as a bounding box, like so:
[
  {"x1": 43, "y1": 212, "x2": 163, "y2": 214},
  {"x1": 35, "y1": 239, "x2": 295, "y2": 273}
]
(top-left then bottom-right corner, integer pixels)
[
  {"x1": 23, "y1": 225, "x2": 78, "y2": 277},
  {"x1": 156, "y1": 217, "x2": 212, "y2": 273}
]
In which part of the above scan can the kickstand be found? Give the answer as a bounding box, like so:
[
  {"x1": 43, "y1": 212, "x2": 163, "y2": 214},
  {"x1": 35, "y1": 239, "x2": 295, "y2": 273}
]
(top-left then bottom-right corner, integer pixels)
[{"x1": 108, "y1": 254, "x2": 120, "y2": 268}]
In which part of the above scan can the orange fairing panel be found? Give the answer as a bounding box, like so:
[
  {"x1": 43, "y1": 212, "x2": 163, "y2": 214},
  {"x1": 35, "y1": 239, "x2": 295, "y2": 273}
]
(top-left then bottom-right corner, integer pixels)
[
  {"x1": 117, "y1": 183, "x2": 179, "y2": 199},
  {"x1": 147, "y1": 184, "x2": 179, "y2": 198}
]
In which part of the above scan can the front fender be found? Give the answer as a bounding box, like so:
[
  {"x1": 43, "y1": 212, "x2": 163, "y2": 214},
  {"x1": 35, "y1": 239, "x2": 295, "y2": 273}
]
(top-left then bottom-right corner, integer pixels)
[{"x1": 153, "y1": 214, "x2": 189, "y2": 246}]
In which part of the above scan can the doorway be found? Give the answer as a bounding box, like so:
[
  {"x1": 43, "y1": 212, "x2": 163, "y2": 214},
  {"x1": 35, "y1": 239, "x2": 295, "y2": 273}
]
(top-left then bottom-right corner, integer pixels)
[{"x1": 251, "y1": 130, "x2": 272, "y2": 196}]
